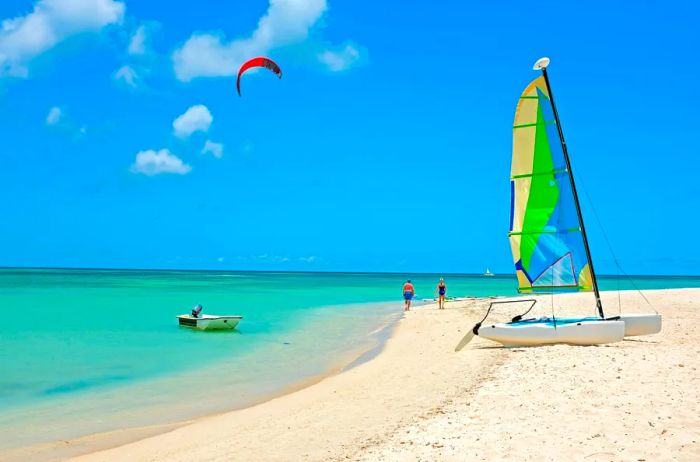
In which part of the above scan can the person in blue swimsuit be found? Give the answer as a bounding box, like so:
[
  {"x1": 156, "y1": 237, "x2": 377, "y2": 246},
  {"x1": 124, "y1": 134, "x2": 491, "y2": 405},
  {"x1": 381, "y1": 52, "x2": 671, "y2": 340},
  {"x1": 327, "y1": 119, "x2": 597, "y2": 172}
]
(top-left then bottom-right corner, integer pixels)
[
  {"x1": 436, "y1": 278, "x2": 447, "y2": 310},
  {"x1": 402, "y1": 280, "x2": 415, "y2": 311}
]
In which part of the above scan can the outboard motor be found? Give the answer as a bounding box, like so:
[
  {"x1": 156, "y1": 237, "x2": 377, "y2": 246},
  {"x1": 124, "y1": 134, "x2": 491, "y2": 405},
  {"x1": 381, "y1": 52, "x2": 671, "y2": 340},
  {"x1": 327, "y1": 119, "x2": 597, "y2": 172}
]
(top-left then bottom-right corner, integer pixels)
[{"x1": 191, "y1": 304, "x2": 203, "y2": 318}]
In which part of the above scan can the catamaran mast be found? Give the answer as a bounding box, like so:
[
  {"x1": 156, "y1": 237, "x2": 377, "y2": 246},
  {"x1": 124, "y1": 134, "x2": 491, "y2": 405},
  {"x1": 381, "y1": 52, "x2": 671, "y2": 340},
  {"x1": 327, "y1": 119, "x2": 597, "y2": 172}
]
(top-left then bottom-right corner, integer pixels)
[{"x1": 535, "y1": 58, "x2": 605, "y2": 318}]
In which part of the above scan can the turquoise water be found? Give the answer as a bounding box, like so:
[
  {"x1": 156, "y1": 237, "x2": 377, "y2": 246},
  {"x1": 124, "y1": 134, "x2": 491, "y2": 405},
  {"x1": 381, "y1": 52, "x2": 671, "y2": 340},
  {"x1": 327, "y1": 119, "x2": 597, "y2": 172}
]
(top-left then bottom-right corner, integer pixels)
[{"x1": 0, "y1": 268, "x2": 698, "y2": 450}]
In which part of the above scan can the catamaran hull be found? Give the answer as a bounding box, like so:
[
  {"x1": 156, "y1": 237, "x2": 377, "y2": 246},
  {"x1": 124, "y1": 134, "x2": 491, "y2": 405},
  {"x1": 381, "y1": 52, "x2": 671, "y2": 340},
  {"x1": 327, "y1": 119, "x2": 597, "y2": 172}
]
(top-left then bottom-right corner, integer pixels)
[
  {"x1": 477, "y1": 319, "x2": 625, "y2": 347},
  {"x1": 618, "y1": 313, "x2": 662, "y2": 337},
  {"x1": 177, "y1": 315, "x2": 242, "y2": 331}
]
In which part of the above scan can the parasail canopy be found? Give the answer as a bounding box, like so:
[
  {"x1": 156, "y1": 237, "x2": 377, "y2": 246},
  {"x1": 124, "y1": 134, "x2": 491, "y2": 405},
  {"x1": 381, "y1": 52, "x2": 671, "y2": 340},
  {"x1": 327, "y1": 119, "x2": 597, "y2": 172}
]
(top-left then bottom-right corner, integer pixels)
[
  {"x1": 236, "y1": 57, "x2": 282, "y2": 97},
  {"x1": 508, "y1": 76, "x2": 592, "y2": 293}
]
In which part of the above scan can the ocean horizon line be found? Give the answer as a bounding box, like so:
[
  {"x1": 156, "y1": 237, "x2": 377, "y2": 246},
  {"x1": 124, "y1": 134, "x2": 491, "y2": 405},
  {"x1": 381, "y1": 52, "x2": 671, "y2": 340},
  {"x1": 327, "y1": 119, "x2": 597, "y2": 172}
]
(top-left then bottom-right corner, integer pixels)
[{"x1": 1, "y1": 265, "x2": 698, "y2": 279}]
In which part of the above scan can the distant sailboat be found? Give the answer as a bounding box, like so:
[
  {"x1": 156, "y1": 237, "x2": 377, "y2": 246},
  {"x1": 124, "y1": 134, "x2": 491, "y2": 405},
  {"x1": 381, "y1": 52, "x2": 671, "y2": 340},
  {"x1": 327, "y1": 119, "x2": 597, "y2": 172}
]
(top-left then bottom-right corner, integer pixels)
[
  {"x1": 483, "y1": 268, "x2": 495, "y2": 277},
  {"x1": 459, "y1": 57, "x2": 661, "y2": 348}
]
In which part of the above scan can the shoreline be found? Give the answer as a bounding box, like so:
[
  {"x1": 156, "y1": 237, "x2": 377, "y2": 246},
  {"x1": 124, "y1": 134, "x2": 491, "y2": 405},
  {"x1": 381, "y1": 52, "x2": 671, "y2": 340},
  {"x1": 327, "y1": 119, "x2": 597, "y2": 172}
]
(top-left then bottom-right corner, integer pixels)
[
  {"x1": 0, "y1": 303, "x2": 405, "y2": 462},
  {"x1": 5, "y1": 288, "x2": 699, "y2": 461},
  {"x1": 64, "y1": 294, "x2": 505, "y2": 461}
]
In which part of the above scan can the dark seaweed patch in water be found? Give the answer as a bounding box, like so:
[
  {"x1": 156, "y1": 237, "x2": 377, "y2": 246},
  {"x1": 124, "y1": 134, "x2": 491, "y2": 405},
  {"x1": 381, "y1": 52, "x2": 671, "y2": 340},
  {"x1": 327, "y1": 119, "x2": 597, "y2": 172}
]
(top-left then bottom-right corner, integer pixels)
[{"x1": 42, "y1": 375, "x2": 130, "y2": 396}]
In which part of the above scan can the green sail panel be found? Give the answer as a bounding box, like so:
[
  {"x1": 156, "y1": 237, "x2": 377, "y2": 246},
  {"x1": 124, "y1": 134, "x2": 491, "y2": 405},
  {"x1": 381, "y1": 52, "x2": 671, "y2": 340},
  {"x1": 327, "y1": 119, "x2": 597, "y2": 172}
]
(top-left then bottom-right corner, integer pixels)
[{"x1": 509, "y1": 76, "x2": 592, "y2": 293}]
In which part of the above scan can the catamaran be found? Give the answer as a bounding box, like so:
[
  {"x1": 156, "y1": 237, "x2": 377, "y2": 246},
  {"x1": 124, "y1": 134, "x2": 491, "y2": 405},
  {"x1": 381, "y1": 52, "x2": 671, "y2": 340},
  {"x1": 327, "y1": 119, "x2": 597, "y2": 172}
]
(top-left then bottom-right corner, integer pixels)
[
  {"x1": 484, "y1": 268, "x2": 495, "y2": 277},
  {"x1": 459, "y1": 57, "x2": 661, "y2": 348}
]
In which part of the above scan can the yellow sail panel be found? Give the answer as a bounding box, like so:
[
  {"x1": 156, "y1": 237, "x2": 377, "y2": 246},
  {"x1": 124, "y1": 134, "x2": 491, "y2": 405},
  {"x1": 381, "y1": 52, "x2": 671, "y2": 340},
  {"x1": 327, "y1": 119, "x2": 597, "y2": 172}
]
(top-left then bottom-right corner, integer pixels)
[
  {"x1": 511, "y1": 76, "x2": 548, "y2": 179},
  {"x1": 515, "y1": 270, "x2": 531, "y2": 292},
  {"x1": 510, "y1": 176, "x2": 531, "y2": 241},
  {"x1": 578, "y1": 264, "x2": 593, "y2": 291}
]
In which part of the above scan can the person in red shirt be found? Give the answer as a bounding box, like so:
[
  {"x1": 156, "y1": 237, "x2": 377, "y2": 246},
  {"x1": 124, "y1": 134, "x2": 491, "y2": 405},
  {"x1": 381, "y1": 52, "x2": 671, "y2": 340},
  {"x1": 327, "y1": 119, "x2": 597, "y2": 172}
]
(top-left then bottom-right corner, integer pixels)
[{"x1": 402, "y1": 280, "x2": 415, "y2": 311}]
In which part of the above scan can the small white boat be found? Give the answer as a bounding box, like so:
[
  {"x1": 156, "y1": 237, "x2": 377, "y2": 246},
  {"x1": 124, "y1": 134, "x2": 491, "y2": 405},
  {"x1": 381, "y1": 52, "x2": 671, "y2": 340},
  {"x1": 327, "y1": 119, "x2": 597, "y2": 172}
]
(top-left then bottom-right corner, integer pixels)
[
  {"x1": 483, "y1": 268, "x2": 495, "y2": 277},
  {"x1": 177, "y1": 314, "x2": 242, "y2": 331},
  {"x1": 476, "y1": 317, "x2": 625, "y2": 347}
]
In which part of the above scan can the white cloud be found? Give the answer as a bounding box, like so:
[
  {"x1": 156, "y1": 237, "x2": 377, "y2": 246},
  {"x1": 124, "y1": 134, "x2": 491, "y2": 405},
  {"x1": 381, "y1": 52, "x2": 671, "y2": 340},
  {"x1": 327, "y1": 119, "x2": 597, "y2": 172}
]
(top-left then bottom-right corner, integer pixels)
[
  {"x1": 253, "y1": 254, "x2": 289, "y2": 263},
  {"x1": 0, "y1": 0, "x2": 125, "y2": 77},
  {"x1": 318, "y1": 43, "x2": 361, "y2": 72},
  {"x1": 299, "y1": 255, "x2": 317, "y2": 263},
  {"x1": 130, "y1": 149, "x2": 191, "y2": 176},
  {"x1": 172, "y1": 104, "x2": 212, "y2": 138},
  {"x1": 46, "y1": 106, "x2": 62, "y2": 124},
  {"x1": 114, "y1": 64, "x2": 138, "y2": 86},
  {"x1": 172, "y1": 0, "x2": 327, "y2": 81},
  {"x1": 128, "y1": 24, "x2": 146, "y2": 55},
  {"x1": 201, "y1": 140, "x2": 223, "y2": 158}
]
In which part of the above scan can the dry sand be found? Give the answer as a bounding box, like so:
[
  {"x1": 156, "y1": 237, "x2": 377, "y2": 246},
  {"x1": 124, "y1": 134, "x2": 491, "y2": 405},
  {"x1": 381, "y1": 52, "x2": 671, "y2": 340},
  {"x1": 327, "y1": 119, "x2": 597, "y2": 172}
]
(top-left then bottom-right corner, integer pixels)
[{"x1": 27, "y1": 289, "x2": 700, "y2": 461}]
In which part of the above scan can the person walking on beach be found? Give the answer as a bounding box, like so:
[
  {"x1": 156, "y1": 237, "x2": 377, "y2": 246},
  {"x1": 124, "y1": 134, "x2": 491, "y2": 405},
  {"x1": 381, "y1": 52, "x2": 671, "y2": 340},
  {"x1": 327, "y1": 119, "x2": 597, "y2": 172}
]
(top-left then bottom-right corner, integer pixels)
[
  {"x1": 402, "y1": 280, "x2": 415, "y2": 311},
  {"x1": 436, "y1": 278, "x2": 447, "y2": 309}
]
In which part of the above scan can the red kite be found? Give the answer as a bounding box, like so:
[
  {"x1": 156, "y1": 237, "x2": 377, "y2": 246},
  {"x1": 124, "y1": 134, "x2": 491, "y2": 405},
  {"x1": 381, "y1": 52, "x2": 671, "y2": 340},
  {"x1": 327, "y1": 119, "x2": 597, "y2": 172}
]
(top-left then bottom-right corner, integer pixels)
[{"x1": 236, "y1": 57, "x2": 282, "y2": 97}]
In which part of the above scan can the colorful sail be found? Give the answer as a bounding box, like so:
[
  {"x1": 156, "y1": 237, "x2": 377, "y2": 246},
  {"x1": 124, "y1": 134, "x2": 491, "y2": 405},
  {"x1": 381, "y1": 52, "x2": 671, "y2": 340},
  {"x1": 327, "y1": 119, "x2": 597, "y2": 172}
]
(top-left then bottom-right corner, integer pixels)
[{"x1": 509, "y1": 76, "x2": 593, "y2": 293}]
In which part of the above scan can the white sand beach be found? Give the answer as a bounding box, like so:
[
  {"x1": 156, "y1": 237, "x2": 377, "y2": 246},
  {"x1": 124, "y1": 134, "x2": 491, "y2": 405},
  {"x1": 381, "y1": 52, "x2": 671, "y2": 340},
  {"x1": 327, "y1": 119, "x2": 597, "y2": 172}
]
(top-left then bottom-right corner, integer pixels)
[{"x1": 16, "y1": 288, "x2": 700, "y2": 461}]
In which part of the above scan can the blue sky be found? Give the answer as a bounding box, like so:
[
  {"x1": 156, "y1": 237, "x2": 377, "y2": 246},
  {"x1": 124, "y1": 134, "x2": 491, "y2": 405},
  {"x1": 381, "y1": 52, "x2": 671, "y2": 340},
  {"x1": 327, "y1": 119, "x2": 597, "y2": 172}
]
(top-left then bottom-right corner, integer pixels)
[{"x1": 0, "y1": 0, "x2": 698, "y2": 275}]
